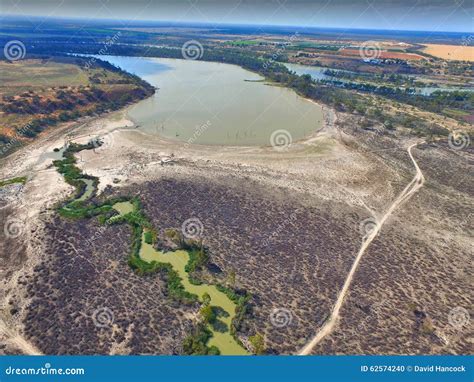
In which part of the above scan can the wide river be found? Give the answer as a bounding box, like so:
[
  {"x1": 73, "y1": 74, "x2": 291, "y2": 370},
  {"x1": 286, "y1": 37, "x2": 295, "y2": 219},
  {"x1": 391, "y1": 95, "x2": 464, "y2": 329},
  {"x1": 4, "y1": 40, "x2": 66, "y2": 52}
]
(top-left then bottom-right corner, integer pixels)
[{"x1": 96, "y1": 55, "x2": 323, "y2": 146}]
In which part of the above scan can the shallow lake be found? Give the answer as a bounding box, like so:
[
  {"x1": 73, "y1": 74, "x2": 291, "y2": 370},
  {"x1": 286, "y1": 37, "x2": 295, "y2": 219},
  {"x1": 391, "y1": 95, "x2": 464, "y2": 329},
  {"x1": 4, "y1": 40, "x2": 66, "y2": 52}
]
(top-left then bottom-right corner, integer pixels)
[
  {"x1": 95, "y1": 55, "x2": 323, "y2": 146},
  {"x1": 285, "y1": 62, "x2": 474, "y2": 96}
]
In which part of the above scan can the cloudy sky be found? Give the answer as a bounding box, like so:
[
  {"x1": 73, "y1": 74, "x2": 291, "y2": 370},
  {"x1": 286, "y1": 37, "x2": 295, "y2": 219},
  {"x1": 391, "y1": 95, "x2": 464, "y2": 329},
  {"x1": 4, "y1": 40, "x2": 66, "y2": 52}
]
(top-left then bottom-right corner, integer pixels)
[{"x1": 1, "y1": 0, "x2": 473, "y2": 32}]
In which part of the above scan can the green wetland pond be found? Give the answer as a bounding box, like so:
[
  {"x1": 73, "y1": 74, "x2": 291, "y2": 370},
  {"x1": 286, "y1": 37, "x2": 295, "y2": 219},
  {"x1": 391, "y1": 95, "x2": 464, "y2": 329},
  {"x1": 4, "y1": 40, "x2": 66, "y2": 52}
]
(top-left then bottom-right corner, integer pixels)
[
  {"x1": 114, "y1": 202, "x2": 248, "y2": 355},
  {"x1": 52, "y1": 142, "x2": 249, "y2": 355},
  {"x1": 95, "y1": 55, "x2": 323, "y2": 146}
]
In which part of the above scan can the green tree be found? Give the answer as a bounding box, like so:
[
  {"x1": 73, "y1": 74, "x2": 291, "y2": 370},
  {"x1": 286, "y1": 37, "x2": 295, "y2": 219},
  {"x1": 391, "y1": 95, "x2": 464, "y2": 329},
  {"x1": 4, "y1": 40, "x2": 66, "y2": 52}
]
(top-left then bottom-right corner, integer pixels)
[
  {"x1": 202, "y1": 292, "x2": 211, "y2": 306},
  {"x1": 144, "y1": 231, "x2": 153, "y2": 244},
  {"x1": 227, "y1": 269, "x2": 236, "y2": 287},
  {"x1": 249, "y1": 333, "x2": 265, "y2": 355},
  {"x1": 200, "y1": 305, "x2": 216, "y2": 324}
]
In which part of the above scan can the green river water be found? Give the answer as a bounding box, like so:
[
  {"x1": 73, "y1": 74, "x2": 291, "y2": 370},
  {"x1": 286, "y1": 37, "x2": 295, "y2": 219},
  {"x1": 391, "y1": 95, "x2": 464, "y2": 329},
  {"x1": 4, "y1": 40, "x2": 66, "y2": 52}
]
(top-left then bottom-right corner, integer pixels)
[{"x1": 112, "y1": 201, "x2": 248, "y2": 355}]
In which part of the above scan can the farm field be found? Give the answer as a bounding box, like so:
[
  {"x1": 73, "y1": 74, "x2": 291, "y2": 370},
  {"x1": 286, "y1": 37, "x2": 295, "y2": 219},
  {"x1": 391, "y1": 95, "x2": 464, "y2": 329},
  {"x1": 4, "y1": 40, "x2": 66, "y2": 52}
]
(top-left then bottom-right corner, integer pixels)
[{"x1": 422, "y1": 44, "x2": 474, "y2": 61}]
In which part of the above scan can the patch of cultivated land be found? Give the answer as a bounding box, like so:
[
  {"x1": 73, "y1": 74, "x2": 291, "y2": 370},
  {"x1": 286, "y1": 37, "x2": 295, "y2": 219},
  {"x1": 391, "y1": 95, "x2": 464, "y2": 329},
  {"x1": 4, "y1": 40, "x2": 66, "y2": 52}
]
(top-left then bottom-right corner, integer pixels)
[{"x1": 422, "y1": 44, "x2": 474, "y2": 62}]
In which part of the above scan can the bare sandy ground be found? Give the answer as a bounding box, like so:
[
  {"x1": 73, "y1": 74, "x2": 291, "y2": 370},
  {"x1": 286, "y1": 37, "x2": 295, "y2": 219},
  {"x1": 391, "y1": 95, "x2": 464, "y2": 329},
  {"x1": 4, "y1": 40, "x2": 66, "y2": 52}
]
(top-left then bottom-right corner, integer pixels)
[{"x1": 422, "y1": 44, "x2": 474, "y2": 62}]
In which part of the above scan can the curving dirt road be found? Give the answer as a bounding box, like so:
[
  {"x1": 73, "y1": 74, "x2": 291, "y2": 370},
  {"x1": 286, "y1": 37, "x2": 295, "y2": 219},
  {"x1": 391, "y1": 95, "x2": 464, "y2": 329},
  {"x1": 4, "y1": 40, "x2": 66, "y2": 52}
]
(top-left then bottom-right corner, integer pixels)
[{"x1": 299, "y1": 142, "x2": 425, "y2": 355}]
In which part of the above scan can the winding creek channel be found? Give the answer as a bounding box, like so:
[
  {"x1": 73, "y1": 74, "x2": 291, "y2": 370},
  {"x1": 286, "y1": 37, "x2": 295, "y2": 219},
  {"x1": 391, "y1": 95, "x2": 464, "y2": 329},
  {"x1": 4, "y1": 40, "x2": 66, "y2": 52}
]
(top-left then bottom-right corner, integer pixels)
[{"x1": 54, "y1": 143, "x2": 248, "y2": 355}]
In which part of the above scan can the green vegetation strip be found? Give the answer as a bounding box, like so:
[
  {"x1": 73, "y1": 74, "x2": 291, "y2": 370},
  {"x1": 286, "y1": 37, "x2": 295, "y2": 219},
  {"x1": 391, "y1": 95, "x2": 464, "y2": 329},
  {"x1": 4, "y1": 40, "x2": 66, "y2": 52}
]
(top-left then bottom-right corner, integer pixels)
[
  {"x1": 52, "y1": 141, "x2": 250, "y2": 355},
  {"x1": 0, "y1": 176, "x2": 27, "y2": 188}
]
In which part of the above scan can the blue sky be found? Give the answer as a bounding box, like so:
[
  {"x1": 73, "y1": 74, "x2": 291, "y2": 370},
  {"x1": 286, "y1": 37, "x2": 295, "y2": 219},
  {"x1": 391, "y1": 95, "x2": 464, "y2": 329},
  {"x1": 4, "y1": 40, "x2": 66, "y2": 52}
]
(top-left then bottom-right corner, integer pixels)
[{"x1": 1, "y1": 0, "x2": 473, "y2": 32}]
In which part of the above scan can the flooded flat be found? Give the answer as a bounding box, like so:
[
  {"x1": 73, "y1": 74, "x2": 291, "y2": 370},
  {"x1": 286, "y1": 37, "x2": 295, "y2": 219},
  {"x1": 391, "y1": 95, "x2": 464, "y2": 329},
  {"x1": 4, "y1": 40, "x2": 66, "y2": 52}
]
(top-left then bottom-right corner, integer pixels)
[
  {"x1": 113, "y1": 201, "x2": 135, "y2": 216},
  {"x1": 37, "y1": 145, "x2": 67, "y2": 164},
  {"x1": 95, "y1": 55, "x2": 323, "y2": 146}
]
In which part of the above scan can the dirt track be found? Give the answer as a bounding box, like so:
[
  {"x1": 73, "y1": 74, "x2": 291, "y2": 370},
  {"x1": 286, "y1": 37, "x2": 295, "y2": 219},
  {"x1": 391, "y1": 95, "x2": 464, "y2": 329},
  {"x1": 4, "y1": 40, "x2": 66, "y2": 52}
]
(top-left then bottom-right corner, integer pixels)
[
  {"x1": 0, "y1": 319, "x2": 42, "y2": 355},
  {"x1": 299, "y1": 142, "x2": 425, "y2": 355}
]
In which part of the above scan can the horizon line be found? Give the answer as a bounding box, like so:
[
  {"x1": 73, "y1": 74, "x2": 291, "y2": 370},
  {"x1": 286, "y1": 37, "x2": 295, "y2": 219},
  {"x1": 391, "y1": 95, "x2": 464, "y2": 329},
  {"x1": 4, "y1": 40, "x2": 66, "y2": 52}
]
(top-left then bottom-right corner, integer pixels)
[{"x1": 1, "y1": 13, "x2": 472, "y2": 35}]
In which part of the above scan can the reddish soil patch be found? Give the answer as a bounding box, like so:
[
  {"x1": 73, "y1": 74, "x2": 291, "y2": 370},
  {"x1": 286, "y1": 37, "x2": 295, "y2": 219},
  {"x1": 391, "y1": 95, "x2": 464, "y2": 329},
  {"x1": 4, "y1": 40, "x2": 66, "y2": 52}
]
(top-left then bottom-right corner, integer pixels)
[{"x1": 339, "y1": 49, "x2": 424, "y2": 61}]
